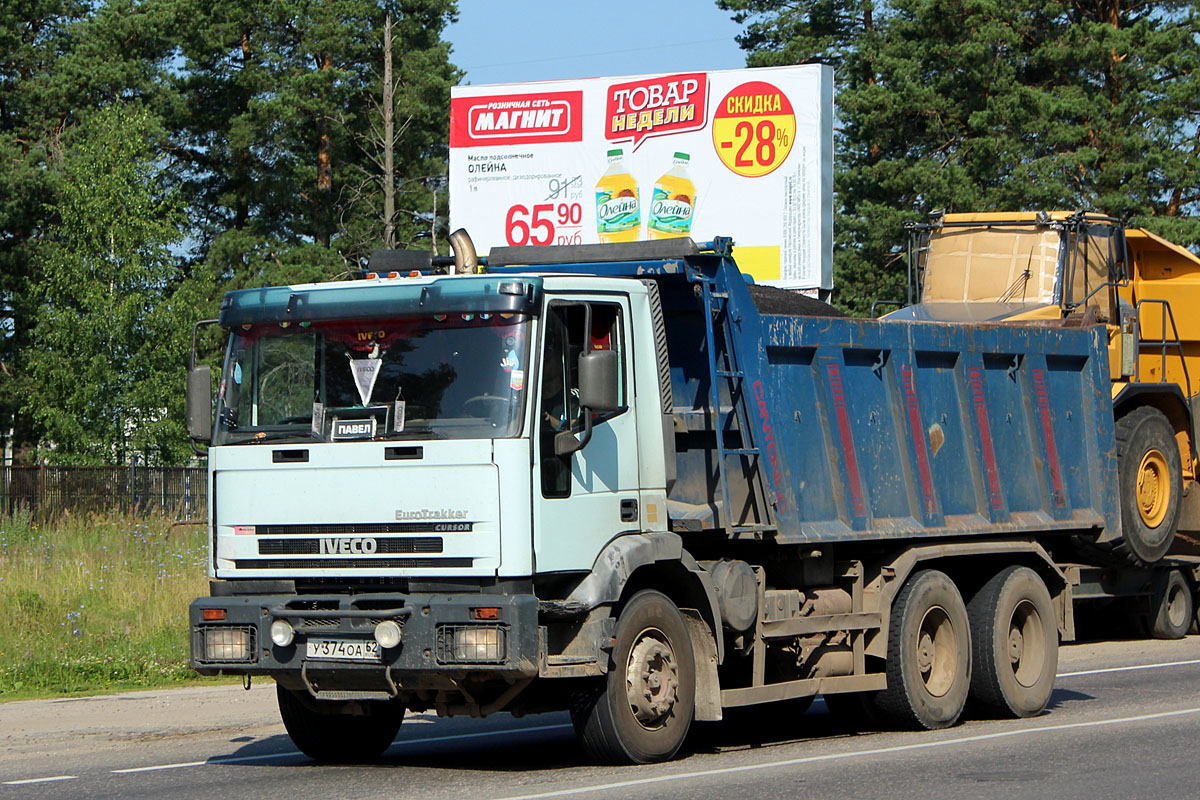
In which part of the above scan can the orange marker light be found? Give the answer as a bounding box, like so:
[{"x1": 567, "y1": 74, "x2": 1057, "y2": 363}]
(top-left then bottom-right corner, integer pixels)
[
  {"x1": 471, "y1": 607, "x2": 500, "y2": 621},
  {"x1": 202, "y1": 608, "x2": 227, "y2": 621}
]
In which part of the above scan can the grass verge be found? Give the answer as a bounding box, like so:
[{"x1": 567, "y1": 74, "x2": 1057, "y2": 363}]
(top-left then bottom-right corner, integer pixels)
[{"x1": 0, "y1": 510, "x2": 227, "y2": 700}]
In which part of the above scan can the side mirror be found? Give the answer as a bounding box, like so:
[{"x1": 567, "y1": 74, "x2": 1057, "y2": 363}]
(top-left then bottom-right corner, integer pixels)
[
  {"x1": 187, "y1": 364, "x2": 213, "y2": 444},
  {"x1": 553, "y1": 349, "x2": 620, "y2": 456},
  {"x1": 578, "y1": 349, "x2": 619, "y2": 412}
]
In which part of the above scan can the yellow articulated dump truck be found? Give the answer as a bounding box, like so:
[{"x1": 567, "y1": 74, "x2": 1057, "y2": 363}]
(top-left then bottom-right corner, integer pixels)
[{"x1": 890, "y1": 211, "x2": 1200, "y2": 571}]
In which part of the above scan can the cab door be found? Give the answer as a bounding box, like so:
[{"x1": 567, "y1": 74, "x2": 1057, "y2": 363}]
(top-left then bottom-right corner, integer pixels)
[{"x1": 533, "y1": 295, "x2": 640, "y2": 573}]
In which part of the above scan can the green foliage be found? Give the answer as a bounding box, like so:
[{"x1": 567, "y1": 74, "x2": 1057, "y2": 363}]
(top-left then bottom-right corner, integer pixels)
[
  {"x1": 170, "y1": 0, "x2": 460, "y2": 266},
  {"x1": 25, "y1": 104, "x2": 189, "y2": 465},
  {"x1": 0, "y1": 1, "x2": 91, "y2": 451},
  {"x1": 0, "y1": 511, "x2": 214, "y2": 698},
  {"x1": 1, "y1": 0, "x2": 460, "y2": 464},
  {"x1": 720, "y1": 0, "x2": 1200, "y2": 315}
]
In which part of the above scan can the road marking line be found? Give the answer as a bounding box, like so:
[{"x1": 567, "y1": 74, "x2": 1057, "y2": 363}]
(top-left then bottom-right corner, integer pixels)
[
  {"x1": 111, "y1": 722, "x2": 574, "y2": 774},
  {"x1": 98, "y1": 659, "x2": 1200, "y2": 779},
  {"x1": 1058, "y1": 658, "x2": 1200, "y2": 677},
  {"x1": 3, "y1": 776, "x2": 77, "y2": 785},
  {"x1": 486, "y1": 707, "x2": 1200, "y2": 800}
]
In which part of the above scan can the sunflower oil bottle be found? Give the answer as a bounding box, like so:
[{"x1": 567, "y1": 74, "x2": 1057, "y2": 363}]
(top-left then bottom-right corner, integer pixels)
[
  {"x1": 595, "y1": 149, "x2": 640, "y2": 243},
  {"x1": 647, "y1": 152, "x2": 696, "y2": 239}
]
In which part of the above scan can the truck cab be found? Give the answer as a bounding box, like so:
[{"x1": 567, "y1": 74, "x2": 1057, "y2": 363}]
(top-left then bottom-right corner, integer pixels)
[{"x1": 188, "y1": 248, "x2": 703, "y2": 761}]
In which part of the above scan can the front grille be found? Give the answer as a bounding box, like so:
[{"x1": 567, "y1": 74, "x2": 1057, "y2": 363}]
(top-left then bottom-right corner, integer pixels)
[
  {"x1": 257, "y1": 538, "x2": 443, "y2": 555},
  {"x1": 235, "y1": 558, "x2": 473, "y2": 570},
  {"x1": 255, "y1": 523, "x2": 473, "y2": 534}
]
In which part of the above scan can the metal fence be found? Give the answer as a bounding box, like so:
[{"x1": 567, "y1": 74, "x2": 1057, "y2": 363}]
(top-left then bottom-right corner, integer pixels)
[{"x1": 0, "y1": 465, "x2": 207, "y2": 519}]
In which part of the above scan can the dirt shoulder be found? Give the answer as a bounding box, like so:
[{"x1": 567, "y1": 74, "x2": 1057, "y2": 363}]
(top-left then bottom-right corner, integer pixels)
[{"x1": 0, "y1": 680, "x2": 283, "y2": 757}]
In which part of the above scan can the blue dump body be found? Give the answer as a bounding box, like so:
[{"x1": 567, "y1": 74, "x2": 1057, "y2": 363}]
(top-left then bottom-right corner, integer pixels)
[
  {"x1": 490, "y1": 238, "x2": 1122, "y2": 547},
  {"x1": 662, "y1": 248, "x2": 1122, "y2": 546}
]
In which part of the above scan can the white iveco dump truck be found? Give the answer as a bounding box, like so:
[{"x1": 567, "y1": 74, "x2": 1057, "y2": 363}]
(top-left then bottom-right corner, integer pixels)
[{"x1": 188, "y1": 233, "x2": 1178, "y2": 766}]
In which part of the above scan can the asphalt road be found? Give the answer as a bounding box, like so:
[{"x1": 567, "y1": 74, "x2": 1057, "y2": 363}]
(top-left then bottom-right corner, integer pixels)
[{"x1": 3, "y1": 636, "x2": 1200, "y2": 800}]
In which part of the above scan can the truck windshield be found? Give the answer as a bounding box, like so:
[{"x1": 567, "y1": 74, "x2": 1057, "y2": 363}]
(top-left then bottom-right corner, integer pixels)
[{"x1": 215, "y1": 313, "x2": 531, "y2": 444}]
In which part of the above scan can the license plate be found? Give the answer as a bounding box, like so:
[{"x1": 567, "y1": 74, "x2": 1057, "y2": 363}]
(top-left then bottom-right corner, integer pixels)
[{"x1": 305, "y1": 638, "x2": 381, "y2": 662}]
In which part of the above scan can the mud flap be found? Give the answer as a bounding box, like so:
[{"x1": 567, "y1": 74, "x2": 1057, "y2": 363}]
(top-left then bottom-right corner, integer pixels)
[{"x1": 681, "y1": 609, "x2": 721, "y2": 721}]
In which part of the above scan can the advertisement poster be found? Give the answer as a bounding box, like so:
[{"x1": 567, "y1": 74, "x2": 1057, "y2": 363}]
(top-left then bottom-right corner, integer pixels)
[{"x1": 449, "y1": 65, "x2": 834, "y2": 290}]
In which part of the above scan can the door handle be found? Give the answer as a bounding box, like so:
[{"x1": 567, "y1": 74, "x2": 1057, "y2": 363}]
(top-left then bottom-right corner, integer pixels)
[{"x1": 620, "y1": 498, "x2": 638, "y2": 522}]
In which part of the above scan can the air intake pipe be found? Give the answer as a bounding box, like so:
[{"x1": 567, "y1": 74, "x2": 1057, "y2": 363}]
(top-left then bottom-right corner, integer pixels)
[{"x1": 448, "y1": 228, "x2": 479, "y2": 274}]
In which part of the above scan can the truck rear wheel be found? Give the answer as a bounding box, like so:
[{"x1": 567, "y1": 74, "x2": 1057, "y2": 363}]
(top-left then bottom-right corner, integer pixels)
[
  {"x1": 571, "y1": 590, "x2": 696, "y2": 764},
  {"x1": 875, "y1": 570, "x2": 970, "y2": 730},
  {"x1": 1106, "y1": 406, "x2": 1182, "y2": 566},
  {"x1": 967, "y1": 566, "x2": 1058, "y2": 717},
  {"x1": 276, "y1": 684, "x2": 405, "y2": 763},
  {"x1": 1147, "y1": 568, "x2": 1193, "y2": 640}
]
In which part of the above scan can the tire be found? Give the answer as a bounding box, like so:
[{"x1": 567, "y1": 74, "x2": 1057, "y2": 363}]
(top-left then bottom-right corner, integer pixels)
[
  {"x1": 967, "y1": 566, "x2": 1058, "y2": 718},
  {"x1": 276, "y1": 684, "x2": 405, "y2": 763},
  {"x1": 571, "y1": 590, "x2": 696, "y2": 764},
  {"x1": 1148, "y1": 569, "x2": 1193, "y2": 640},
  {"x1": 874, "y1": 570, "x2": 971, "y2": 730},
  {"x1": 1102, "y1": 406, "x2": 1182, "y2": 567}
]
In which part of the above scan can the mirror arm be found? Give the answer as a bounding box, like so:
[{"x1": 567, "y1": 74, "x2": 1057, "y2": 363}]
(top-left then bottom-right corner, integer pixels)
[
  {"x1": 554, "y1": 409, "x2": 593, "y2": 456},
  {"x1": 190, "y1": 438, "x2": 208, "y2": 459}
]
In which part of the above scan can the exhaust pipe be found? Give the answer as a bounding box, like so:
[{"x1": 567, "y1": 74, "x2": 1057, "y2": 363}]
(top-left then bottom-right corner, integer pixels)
[{"x1": 448, "y1": 229, "x2": 479, "y2": 274}]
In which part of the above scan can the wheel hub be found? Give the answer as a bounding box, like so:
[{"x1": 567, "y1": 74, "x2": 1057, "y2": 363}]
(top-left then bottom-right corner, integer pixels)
[
  {"x1": 1008, "y1": 626, "x2": 1025, "y2": 664},
  {"x1": 916, "y1": 606, "x2": 957, "y2": 698},
  {"x1": 626, "y1": 633, "x2": 679, "y2": 728},
  {"x1": 917, "y1": 632, "x2": 935, "y2": 673},
  {"x1": 1167, "y1": 583, "x2": 1189, "y2": 628},
  {"x1": 1137, "y1": 449, "x2": 1170, "y2": 528},
  {"x1": 1009, "y1": 599, "x2": 1045, "y2": 688}
]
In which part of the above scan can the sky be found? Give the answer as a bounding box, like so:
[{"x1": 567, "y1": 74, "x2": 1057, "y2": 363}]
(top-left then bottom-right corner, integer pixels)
[{"x1": 445, "y1": 0, "x2": 750, "y2": 86}]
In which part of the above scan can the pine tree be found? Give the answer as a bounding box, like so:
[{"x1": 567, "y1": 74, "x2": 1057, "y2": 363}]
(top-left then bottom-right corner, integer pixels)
[
  {"x1": 170, "y1": 0, "x2": 460, "y2": 291},
  {"x1": 2, "y1": 1, "x2": 460, "y2": 463},
  {"x1": 720, "y1": 0, "x2": 1200, "y2": 314}
]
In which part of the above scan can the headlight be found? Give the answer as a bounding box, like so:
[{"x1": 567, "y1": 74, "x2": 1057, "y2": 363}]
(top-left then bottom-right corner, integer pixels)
[
  {"x1": 270, "y1": 620, "x2": 295, "y2": 647},
  {"x1": 374, "y1": 620, "x2": 403, "y2": 649},
  {"x1": 436, "y1": 625, "x2": 506, "y2": 663},
  {"x1": 202, "y1": 627, "x2": 255, "y2": 662}
]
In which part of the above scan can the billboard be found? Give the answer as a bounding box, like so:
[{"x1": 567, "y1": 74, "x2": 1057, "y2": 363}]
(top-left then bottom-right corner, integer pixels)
[{"x1": 449, "y1": 65, "x2": 834, "y2": 289}]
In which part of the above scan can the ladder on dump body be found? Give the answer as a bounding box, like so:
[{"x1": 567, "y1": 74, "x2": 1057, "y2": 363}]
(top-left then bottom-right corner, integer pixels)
[{"x1": 695, "y1": 272, "x2": 775, "y2": 537}]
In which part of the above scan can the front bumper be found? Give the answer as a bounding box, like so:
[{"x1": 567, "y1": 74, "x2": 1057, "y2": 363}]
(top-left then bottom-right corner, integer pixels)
[{"x1": 189, "y1": 592, "x2": 540, "y2": 679}]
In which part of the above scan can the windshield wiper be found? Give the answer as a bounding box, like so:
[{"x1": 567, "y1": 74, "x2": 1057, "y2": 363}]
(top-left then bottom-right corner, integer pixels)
[
  {"x1": 234, "y1": 430, "x2": 323, "y2": 444},
  {"x1": 382, "y1": 426, "x2": 444, "y2": 440}
]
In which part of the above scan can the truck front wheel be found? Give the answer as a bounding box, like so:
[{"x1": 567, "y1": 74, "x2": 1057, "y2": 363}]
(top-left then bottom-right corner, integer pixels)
[
  {"x1": 276, "y1": 684, "x2": 405, "y2": 763},
  {"x1": 1113, "y1": 406, "x2": 1182, "y2": 566},
  {"x1": 571, "y1": 590, "x2": 696, "y2": 764},
  {"x1": 967, "y1": 566, "x2": 1058, "y2": 717},
  {"x1": 875, "y1": 570, "x2": 971, "y2": 730}
]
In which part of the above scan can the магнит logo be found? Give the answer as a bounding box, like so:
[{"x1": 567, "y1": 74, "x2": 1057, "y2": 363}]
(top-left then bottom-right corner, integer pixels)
[{"x1": 451, "y1": 91, "x2": 583, "y2": 148}]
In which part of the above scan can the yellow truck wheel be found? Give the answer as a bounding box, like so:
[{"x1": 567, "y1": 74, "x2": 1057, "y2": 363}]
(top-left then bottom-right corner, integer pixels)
[{"x1": 1108, "y1": 406, "x2": 1183, "y2": 566}]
